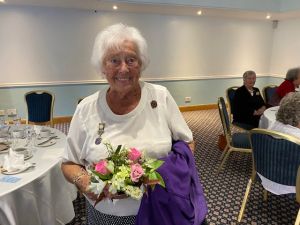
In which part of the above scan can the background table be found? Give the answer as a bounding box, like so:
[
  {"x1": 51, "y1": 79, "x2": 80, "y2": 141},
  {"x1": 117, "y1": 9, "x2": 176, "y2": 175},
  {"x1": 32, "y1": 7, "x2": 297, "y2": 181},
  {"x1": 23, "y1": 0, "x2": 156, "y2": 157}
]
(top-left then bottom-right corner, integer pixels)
[
  {"x1": 259, "y1": 106, "x2": 279, "y2": 129},
  {"x1": 0, "y1": 126, "x2": 77, "y2": 225}
]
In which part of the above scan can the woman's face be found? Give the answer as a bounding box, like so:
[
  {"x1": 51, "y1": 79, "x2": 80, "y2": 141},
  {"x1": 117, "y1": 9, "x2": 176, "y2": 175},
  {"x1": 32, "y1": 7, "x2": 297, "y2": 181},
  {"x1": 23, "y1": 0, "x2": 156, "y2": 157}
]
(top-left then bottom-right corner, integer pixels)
[
  {"x1": 102, "y1": 40, "x2": 141, "y2": 93},
  {"x1": 244, "y1": 74, "x2": 256, "y2": 89},
  {"x1": 293, "y1": 74, "x2": 300, "y2": 88}
]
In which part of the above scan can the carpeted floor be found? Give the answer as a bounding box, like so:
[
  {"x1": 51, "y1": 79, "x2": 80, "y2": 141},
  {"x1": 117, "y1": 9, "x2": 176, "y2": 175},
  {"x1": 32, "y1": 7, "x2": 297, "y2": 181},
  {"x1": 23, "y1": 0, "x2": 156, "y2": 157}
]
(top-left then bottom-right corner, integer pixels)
[{"x1": 60, "y1": 109, "x2": 298, "y2": 225}]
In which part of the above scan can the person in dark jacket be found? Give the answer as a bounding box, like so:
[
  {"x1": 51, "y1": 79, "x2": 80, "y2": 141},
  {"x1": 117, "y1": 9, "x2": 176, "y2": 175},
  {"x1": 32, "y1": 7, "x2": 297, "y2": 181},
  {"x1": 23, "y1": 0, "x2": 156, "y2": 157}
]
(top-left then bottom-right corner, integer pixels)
[{"x1": 233, "y1": 70, "x2": 266, "y2": 130}]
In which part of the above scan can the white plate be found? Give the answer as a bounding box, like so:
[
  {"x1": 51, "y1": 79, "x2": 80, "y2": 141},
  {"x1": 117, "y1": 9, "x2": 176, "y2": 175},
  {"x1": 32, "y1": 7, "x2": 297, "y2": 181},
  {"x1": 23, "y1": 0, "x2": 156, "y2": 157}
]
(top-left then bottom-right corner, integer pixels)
[
  {"x1": 24, "y1": 153, "x2": 33, "y2": 160},
  {"x1": 14, "y1": 147, "x2": 33, "y2": 160},
  {"x1": 0, "y1": 149, "x2": 9, "y2": 154},
  {"x1": 35, "y1": 140, "x2": 56, "y2": 147},
  {"x1": 1, "y1": 163, "x2": 35, "y2": 175}
]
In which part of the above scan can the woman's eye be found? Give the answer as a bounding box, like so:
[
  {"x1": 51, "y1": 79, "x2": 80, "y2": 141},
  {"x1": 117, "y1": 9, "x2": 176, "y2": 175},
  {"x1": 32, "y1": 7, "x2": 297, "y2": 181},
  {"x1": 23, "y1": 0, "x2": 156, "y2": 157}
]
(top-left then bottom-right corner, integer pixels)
[
  {"x1": 110, "y1": 58, "x2": 120, "y2": 64},
  {"x1": 127, "y1": 57, "x2": 136, "y2": 65}
]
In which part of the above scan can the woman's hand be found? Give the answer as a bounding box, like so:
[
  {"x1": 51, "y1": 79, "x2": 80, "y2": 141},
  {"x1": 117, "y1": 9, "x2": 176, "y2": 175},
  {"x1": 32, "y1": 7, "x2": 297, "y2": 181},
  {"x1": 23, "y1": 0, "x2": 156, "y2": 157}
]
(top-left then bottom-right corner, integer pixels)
[
  {"x1": 253, "y1": 106, "x2": 266, "y2": 116},
  {"x1": 75, "y1": 174, "x2": 99, "y2": 201},
  {"x1": 61, "y1": 162, "x2": 98, "y2": 201}
]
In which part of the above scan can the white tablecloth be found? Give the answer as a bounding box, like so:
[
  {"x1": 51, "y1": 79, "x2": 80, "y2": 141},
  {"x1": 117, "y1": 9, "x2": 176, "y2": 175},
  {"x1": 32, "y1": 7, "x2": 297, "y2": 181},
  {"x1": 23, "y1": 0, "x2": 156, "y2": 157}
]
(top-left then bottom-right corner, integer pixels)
[
  {"x1": 259, "y1": 106, "x2": 279, "y2": 129},
  {"x1": 0, "y1": 126, "x2": 77, "y2": 225}
]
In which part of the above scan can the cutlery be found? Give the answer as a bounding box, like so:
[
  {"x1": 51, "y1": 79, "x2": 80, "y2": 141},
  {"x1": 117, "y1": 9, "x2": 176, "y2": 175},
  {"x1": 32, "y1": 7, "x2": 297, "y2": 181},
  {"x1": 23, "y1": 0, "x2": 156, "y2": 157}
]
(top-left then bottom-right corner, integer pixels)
[{"x1": 37, "y1": 136, "x2": 58, "y2": 146}]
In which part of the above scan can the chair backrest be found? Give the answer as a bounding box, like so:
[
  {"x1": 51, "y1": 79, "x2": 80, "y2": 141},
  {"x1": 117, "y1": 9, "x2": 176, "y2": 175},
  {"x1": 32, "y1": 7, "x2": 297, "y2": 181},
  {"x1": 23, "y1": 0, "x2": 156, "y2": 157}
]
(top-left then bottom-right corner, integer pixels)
[
  {"x1": 250, "y1": 128, "x2": 300, "y2": 186},
  {"x1": 25, "y1": 90, "x2": 55, "y2": 126},
  {"x1": 297, "y1": 166, "x2": 300, "y2": 203},
  {"x1": 262, "y1": 85, "x2": 278, "y2": 106},
  {"x1": 218, "y1": 97, "x2": 231, "y2": 142},
  {"x1": 77, "y1": 97, "x2": 85, "y2": 105},
  {"x1": 226, "y1": 86, "x2": 239, "y2": 121}
]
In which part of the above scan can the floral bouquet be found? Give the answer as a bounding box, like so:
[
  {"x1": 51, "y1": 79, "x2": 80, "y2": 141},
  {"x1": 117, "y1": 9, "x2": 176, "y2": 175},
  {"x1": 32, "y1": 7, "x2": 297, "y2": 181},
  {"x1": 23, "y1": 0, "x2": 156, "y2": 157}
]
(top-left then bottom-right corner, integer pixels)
[{"x1": 87, "y1": 142, "x2": 165, "y2": 206}]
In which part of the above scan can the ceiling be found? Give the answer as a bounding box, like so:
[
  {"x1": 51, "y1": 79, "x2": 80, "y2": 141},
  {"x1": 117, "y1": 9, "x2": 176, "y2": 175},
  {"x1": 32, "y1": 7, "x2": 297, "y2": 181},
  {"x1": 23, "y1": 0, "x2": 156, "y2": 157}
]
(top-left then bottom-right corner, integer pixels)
[{"x1": 2, "y1": 0, "x2": 300, "y2": 20}]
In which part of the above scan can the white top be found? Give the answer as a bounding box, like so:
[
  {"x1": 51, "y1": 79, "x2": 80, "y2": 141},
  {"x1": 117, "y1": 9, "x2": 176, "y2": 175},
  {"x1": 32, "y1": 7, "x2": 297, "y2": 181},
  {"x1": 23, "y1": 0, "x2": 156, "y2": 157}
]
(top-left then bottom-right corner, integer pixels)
[
  {"x1": 269, "y1": 120, "x2": 300, "y2": 139},
  {"x1": 63, "y1": 81, "x2": 193, "y2": 216}
]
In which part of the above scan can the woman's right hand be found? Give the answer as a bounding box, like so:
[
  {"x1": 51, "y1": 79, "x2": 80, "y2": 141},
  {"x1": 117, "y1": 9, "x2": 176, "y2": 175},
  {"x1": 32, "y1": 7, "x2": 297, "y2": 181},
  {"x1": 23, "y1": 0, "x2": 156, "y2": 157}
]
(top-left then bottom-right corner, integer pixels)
[{"x1": 76, "y1": 174, "x2": 99, "y2": 201}]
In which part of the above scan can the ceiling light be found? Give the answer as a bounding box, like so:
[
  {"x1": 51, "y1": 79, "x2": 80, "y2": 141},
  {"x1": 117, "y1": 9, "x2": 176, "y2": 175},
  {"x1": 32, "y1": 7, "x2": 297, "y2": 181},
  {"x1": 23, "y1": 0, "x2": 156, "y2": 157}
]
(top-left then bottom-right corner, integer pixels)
[
  {"x1": 197, "y1": 10, "x2": 202, "y2": 15},
  {"x1": 266, "y1": 14, "x2": 271, "y2": 19},
  {"x1": 113, "y1": 5, "x2": 118, "y2": 10},
  {"x1": 0, "y1": 0, "x2": 5, "y2": 3}
]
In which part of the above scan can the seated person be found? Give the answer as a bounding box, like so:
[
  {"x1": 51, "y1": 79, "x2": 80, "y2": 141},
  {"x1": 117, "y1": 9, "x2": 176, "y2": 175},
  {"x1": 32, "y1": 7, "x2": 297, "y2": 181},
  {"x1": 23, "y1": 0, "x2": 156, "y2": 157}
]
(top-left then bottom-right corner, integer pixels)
[
  {"x1": 232, "y1": 70, "x2": 266, "y2": 130},
  {"x1": 270, "y1": 67, "x2": 300, "y2": 106},
  {"x1": 269, "y1": 92, "x2": 300, "y2": 139}
]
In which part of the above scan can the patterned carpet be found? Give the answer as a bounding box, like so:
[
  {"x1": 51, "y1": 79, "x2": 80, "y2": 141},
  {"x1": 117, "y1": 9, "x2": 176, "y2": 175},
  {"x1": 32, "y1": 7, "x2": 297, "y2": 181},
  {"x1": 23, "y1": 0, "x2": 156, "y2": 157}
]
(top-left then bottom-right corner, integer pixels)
[{"x1": 58, "y1": 109, "x2": 299, "y2": 225}]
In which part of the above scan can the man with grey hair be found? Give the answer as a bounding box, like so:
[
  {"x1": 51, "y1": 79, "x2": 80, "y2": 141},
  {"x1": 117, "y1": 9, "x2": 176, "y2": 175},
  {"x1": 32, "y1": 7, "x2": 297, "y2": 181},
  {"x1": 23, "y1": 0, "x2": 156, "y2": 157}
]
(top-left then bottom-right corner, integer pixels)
[{"x1": 269, "y1": 92, "x2": 300, "y2": 138}]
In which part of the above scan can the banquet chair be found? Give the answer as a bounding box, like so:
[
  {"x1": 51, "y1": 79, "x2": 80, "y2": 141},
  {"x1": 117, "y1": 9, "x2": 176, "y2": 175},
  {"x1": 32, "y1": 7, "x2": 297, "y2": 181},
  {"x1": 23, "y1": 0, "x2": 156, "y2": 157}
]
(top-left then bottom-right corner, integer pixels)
[
  {"x1": 24, "y1": 90, "x2": 55, "y2": 127},
  {"x1": 262, "y1": 85, "x2": 278, "y2": 107},
  {"x1": 217, "y1": 97, "x2": 251, "y2": 172},
  {"x1": 226, "y1": 86, "x2": 239, "y2": 123},
  {"x1": 238, "y1": 129, "x2": 300, "y2": 222},
  {"x1": 77, "y1": 97, "x2": 85, "y2": 105}
]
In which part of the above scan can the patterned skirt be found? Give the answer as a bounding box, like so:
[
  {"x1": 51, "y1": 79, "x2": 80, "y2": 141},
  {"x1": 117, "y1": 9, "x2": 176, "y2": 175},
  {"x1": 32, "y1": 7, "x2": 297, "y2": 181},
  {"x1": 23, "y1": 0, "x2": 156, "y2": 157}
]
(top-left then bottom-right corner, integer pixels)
[{"x1": 86, "y1": 200, "x2": 136, "y2": 225}]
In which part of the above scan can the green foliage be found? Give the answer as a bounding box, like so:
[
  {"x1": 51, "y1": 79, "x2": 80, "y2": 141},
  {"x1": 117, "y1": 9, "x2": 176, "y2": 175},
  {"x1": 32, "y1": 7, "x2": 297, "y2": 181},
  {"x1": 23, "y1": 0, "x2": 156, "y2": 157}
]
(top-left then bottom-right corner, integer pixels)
[{"x1": 91, "y1": 169, "x2": 112, "y2": 181}]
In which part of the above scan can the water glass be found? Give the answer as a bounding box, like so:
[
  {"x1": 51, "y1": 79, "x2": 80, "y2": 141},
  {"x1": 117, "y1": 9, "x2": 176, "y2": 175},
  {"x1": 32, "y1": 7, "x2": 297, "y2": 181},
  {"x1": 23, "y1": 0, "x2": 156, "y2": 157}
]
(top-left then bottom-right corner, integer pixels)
[{"x1": 25, "y1": 126, "x2": 35, "y2": 149}]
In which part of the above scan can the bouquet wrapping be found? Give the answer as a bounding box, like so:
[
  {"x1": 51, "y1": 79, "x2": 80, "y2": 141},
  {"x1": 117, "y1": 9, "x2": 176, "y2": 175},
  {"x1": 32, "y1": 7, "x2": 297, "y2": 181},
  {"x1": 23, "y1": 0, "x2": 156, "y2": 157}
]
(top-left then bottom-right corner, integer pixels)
[{"x1": 87, "y1": 143, "x2": 165, "y2": 206}]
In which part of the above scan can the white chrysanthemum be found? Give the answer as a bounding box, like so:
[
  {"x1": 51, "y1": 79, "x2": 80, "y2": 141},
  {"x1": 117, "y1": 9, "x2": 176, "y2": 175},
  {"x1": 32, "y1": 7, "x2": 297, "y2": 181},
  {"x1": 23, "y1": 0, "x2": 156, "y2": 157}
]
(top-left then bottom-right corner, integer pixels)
[
  {"x1": 88, "y1": 180, "x2": 107, "y2": 195},
  {"x1": 108, "y1": 165, "x2": 131, "y2": 193},
  {"x1": 124, "y1": 185, "x2": 143, "y2": 200}
]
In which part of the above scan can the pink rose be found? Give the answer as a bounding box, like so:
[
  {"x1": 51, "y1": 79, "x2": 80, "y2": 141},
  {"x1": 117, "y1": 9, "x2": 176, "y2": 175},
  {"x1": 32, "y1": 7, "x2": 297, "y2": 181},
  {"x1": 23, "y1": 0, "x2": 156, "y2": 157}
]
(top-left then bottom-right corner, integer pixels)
[
  {"x1": 128, "y1": 148, "x2": 142, "y2": 162},
  {"x1": 95, "y1": 160, "x2": 110, "y2": 175},
  {"x1": 130, "y1": 163, "x2": 144, "y2": 182}
]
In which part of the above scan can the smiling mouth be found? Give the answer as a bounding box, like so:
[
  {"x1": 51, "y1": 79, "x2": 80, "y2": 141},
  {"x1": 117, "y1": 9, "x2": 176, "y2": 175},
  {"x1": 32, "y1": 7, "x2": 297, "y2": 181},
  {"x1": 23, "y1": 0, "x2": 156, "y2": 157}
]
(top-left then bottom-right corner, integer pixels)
[{"x1": 115, "y1": 77, "x2": 131, "y2": 81}]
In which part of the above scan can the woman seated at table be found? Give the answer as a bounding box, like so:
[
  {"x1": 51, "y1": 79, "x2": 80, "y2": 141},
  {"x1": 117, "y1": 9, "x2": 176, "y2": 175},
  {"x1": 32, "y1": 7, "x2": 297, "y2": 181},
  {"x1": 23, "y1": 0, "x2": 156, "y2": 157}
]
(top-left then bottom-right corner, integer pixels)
[
  {"x1": 269, "y1": 92, "x2": 300, "y2": 139},
  {"x1": 276, "y1": 67, "x2": 300, "y2": 100},
  {"x1": 232, "y1": 70, "x2": 266, "y2": 130}
]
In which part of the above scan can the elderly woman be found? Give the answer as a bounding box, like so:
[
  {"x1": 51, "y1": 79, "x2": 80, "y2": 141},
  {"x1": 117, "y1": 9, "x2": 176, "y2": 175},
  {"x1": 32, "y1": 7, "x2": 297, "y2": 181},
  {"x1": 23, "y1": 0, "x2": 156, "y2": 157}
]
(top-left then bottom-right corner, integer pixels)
[
  {"x1": 269, "y1": 92, "x2": 300, "y2": 138},
  {"x1": 61, "y1": 24, "x2": 206, "y2": 225},
  {"x1": 276, "y1": 67, "x2": 300, "y2": 100},
  {"x1": 232, "y1": 70, "x2": 266, "y2": 130}
]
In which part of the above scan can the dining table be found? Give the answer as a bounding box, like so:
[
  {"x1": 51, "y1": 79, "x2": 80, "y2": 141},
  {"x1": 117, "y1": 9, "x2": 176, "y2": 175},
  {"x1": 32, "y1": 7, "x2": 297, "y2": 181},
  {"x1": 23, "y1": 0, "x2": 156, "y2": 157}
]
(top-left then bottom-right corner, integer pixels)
[
  {"x1": 259, "y1": 106, "x2": 279, "y2": 129},
  {"x1": 0, "y1": 125, "x2": 77, "y2": 225}
]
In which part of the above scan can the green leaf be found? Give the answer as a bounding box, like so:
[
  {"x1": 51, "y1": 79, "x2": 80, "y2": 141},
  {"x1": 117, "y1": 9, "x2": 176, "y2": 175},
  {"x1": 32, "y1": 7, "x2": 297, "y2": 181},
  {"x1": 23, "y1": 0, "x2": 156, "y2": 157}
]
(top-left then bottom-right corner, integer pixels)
[
  {"x1": 115, "y1": 145, "x2": 122, "y2": 154},
  {"x1": 148, "y1": 171, "x2": 158, "y2": 180},
  {"x1": 91, "y1": 170, "x2": 112, "y2": 181},
  {"x1": 155, "y1": 171, "x2": 165, "y2": 188},
  {"x1": 149, "y1": 160, "x2": 164, "y2": 172}
]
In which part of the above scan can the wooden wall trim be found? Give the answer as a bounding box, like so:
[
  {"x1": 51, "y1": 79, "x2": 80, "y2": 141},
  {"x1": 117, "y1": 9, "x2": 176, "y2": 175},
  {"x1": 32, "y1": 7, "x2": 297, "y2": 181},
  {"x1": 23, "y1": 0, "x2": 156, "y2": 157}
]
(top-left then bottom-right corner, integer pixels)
[
  {"x1": 179, "y1": 104, "x2": 218, "y2": 112},
  {"x1": 18, "y1": 104, "x2": 216, "y2": 125},
  {"x1": 53, "y1": 116, "x2": 72, "y2": 124}
]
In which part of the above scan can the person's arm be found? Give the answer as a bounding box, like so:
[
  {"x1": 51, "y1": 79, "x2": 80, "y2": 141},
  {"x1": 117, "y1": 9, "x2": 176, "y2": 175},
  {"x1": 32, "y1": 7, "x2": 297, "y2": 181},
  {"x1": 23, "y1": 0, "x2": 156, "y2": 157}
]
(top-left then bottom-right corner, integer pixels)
[
  {"x1": 61, "y1": 107, "x2": 98, "y2": 200},
  {"x1": 61, "y1": 162, "x2": 98, "y2": 200},
  {"x1": 254, "y1": 89, "x2": 266, "y2": 115},
  {"x1": 164, "y1": 89, "x2": 194, "y2": 150}
]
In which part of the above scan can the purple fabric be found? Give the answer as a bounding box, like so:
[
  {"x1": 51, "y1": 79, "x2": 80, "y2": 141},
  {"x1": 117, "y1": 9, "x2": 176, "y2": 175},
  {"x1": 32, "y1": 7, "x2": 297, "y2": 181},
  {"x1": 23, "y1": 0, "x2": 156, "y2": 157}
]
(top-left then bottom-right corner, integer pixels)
[{"x1": 135, "y1": 141, "x2": 208, "y2": 225}]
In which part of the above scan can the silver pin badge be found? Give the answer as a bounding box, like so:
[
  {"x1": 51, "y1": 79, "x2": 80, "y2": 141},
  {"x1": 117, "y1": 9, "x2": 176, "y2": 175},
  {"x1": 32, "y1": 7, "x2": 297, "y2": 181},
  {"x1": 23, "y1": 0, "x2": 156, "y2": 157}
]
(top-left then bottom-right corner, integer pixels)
[{"x1": 95, "y1": 123, "x2": 105, "y2": 145}]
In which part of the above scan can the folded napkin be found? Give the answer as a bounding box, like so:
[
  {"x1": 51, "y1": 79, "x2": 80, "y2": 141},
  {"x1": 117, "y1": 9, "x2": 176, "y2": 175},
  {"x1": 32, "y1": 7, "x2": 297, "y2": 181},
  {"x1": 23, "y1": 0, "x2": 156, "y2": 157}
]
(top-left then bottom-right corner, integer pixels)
[{"x1": 3, "y1": 148, "x2": 28, "y2": 172}]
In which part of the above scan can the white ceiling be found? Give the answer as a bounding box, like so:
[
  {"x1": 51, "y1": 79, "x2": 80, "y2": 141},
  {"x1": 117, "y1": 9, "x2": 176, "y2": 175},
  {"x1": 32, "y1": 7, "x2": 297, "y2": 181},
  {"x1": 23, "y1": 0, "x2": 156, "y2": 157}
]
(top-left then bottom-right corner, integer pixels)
[{"x1": 2, "y1": 0, "x2": 300, "y2": 20}]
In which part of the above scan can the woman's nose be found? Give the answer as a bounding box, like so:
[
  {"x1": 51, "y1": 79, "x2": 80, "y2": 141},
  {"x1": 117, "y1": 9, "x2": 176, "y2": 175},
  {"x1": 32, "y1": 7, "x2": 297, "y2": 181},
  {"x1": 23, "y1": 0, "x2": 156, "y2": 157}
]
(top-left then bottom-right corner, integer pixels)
[{"x1": 119, "y1": 61, "x2": 129, "y2": 72}]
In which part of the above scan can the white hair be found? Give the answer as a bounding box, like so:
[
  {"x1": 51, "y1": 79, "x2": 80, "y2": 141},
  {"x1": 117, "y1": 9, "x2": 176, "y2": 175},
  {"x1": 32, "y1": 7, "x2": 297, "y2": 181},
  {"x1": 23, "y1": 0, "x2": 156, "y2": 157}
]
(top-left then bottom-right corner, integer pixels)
[{"x1": 91, "y1": 23, "x2": 149, "y2": 74}]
